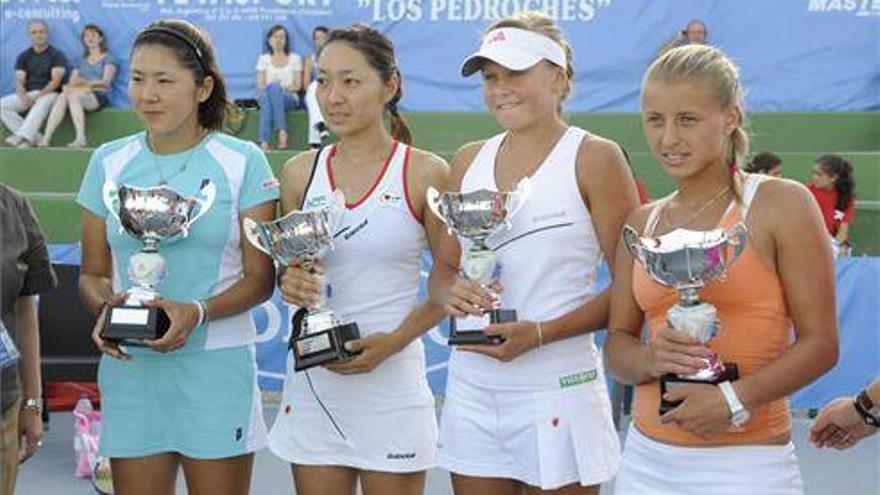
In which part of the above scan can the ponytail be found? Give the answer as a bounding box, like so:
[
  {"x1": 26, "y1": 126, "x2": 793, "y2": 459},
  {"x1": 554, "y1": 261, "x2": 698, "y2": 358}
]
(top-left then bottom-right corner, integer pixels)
[
  {"x1": 728, "y1": 125, "x2": 749, "y2": 202},
  {"x1": 818, "y1": 154, "x2": 856, "y2": 212},
  {"x1": 386, "y1": 77, "x2": 412, "y2": 144}
]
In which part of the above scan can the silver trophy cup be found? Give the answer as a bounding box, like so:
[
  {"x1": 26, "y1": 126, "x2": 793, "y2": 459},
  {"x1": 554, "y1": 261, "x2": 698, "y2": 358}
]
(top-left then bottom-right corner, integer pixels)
[
  {"x1": 427, "y1": 179, "x2": 530, "y2": 345},
  {"x1": 623, "y1": 222, "x2": 747, "y2": 414},
  {"x1": 243, "y1": 190, "x2": 360, "y2": 371},
  {"x1": 101, "y1": 181, "x2": 216, "y2": 345}
]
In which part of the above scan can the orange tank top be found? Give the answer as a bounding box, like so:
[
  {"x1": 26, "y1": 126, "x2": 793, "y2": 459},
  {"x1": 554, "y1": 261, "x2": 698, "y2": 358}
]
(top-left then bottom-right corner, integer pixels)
[{"x1": 632, "y1": 177, "x2": 792, "y2": 446}]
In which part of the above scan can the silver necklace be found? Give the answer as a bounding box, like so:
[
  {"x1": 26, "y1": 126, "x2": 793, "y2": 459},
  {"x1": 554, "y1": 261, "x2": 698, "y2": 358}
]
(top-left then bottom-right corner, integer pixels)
[
  {"x1": 150, "y1": 133, "x2": 204, "y2": 186},
  {"x1": 661, "y1": 184, "x2": 732, "y2": 230}
]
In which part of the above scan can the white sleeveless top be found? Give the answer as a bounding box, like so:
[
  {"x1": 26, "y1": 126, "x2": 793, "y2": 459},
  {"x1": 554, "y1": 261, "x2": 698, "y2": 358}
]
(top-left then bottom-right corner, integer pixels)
[
  {"x1": 303, "y1": 141, "x2": 426, "y2": 362},
  {"x1": 449, "y1": 126, "x2": 606, "y2": 388}
]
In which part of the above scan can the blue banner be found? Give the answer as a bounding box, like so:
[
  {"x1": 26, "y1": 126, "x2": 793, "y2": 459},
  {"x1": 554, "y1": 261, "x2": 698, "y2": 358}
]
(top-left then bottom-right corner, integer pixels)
[
  {"x1": 2, "y1": 0, "x2": 878, "y2": 111},
  {"x1": 47, "y1": 244, "x2": 880, "y2": 407}
]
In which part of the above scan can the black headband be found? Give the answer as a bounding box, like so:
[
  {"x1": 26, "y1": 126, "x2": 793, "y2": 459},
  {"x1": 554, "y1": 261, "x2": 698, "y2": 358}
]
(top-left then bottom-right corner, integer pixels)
[{"x1": 137, "y1": 26, "x2": 207, "y2": 73}]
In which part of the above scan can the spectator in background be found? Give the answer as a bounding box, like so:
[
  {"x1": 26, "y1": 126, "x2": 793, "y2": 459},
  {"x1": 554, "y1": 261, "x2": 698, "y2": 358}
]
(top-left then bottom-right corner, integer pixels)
[
  {"x1": 658, "y1": 19, "x2": 708, "y2": 57},
  {"x1": 256, "y1": 25, "x2": 302, "y2": 151},
  {"x1": 745, "y1": 151, "x2": 783, "y2": 177},
  {"x1": 302, "y1": 25, "x2": 330, "y2": 148},
  {"x1": 0, "y1": 19, "x2": 67, "y2": 148},
  {"x1": 808, "y1": 154, "x2": 856, "y2": 256},
  {"x1": 39, "y1": 23, "x2": 117, "y2": 148},
  {"x1": 0, "y1": 184, "x2": 57, "y2": 495}
]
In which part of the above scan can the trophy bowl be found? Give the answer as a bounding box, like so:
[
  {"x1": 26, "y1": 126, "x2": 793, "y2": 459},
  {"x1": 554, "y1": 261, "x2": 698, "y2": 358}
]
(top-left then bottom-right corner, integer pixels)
[
  {"x1": 427, "y1": 179, "x2": 530, "y2": 345},
  {"x1": 100, "y1": 181, "x2": 215, "y2": 345},
  {"x1": 244, "y1": 190, "x2": 361, "y2": 371},
  {"x1": 624, "y1": 222, "x2": 747, "y2": 414}
]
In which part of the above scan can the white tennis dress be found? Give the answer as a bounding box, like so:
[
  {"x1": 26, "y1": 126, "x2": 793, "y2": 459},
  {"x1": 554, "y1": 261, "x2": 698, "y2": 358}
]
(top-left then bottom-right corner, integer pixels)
[{"x1": 268, "y1": 141, "x2": 438, "y2": 472}]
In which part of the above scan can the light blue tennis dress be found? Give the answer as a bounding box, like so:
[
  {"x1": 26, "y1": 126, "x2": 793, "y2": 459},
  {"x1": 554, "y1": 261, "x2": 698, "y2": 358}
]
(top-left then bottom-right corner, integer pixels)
[{"x1": 76, "y1": 132, "x2": 279, "y2": 459}]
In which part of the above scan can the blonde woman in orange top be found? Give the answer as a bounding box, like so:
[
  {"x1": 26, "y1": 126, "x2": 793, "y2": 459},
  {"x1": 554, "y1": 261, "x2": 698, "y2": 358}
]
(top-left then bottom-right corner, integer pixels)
[{"x1": 604, "y1": 45, "x2": 839, "y2": 494}]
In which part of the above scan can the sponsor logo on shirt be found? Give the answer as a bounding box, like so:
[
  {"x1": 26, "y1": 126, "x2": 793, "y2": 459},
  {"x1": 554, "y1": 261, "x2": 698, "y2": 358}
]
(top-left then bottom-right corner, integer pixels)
[
  {"x1": 379, "y1": 189, "x2": 403, "y2": 206},
  {"x1": 387, "y1": 452, "x2": 416, "y2": 460},
  {"x1": 532, "y1": 210, "x2": 567, "y2": 223},
  {"x1": 305, "y1": 195, "x2": 329, "y2": 210},
  {"x1": 261, "y1": 177, "x2": 280, "y2": 191},
  {"x1": 559, "y1": 369, "x2": 597, "y2": 389}
]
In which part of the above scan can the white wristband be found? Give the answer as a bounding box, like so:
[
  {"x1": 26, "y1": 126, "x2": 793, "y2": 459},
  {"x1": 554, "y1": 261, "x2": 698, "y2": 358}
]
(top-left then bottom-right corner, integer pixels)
[{"x1": 193, "y1": 300, "x2": 207, "y2": 327}]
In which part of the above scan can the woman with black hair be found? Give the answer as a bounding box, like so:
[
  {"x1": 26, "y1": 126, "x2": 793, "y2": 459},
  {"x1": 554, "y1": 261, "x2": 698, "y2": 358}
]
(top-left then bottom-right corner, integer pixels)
[
  {"x1": 268, "y1": 24, "x2": 455, "y2": 495},
  {"x1": 76, "y1": 19, "x2": 278, "y2": 494},
  {"x1": 745, "y1": 151, "x2": 783, "y2": 177},
  {"x1": 808, "y1": 154, "x2": 856, "y2": 256}
]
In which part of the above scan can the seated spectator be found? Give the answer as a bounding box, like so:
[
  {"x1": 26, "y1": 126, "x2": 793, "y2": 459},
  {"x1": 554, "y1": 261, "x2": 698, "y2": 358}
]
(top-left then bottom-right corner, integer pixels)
[
  {"x1": 658, "y1": 19, "x2": 708, "y2": 57},
  {"x1": 302, "y1": 25, "x2": 330, "y2": 148},
  {"x1": 39, "y1": 24, "x2": 117, "y2": 148},
  {"x1": 745, "y1": 151, "x2": 783, "y2": 176},
  {"x1": 256, "y1": 25, "x2": 302, "y2": 150},
  {"x1": 808, "y1": 154, "x2": 856, "y2": 256},
  {"x1": 0, "y1": 19, "x2": 67, "y2": 148}
]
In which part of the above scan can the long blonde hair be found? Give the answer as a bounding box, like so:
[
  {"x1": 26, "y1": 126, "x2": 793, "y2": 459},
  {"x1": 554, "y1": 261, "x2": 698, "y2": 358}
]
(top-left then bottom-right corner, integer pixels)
[
  {"x1": 643, "y1": 45, "x2": 749, "y2": 199},
  {"x1": 488, "y1": 11, "x2": 574, "y2": 113}
]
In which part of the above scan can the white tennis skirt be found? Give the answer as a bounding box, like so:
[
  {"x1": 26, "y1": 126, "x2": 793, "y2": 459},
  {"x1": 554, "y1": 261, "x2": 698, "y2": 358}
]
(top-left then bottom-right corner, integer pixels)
[
  {"x1": 438, "y1": 367, "x2": 620, "y2": 490},
  {"x1": 268, "y1": 352, "x2": 437, "y2": 473},
  {"x1": 614, "y1": 424, "x2": 804, "y2": 495}
]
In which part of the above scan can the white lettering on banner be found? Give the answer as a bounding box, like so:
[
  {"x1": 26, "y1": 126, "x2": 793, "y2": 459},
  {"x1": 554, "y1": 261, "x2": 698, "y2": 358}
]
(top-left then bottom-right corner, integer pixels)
[
  {"x1": 148, "y1": 0, "x2": 334, "y2": 19},
  {"x1": 807, "y1": 0, "x2": 880, "y2": 16},
  {"x1": 361, "y1": 0, "x2": 611, "y2": 22},
  {"x1": 1, "y1": 0, "x2": 82, "y2": 22},
  {"x1": 0, "y1": 0, "x2": 79, "y2": 4}
]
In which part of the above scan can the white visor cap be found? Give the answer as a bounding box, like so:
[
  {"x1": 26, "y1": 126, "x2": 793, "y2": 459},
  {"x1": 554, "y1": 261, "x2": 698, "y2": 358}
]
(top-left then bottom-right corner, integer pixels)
[{"x1": 460, "y1": 27, "x2": 567, "y2": 77}]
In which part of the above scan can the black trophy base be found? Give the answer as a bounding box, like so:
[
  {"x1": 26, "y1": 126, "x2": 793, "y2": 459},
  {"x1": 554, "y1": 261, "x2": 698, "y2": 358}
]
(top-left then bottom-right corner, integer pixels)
[
  {"x1": 448, "y1": 309, "x2": 516, "y2": 346},
  {"x1": 292, "y1": 322, "x2": 361, "y2": 372},
  {"x1": 101, "y1": 304, "x2": 170, "y2": 346},
  {"x1": 659, "y1": 363, "x2": 740, "y2": 415}
]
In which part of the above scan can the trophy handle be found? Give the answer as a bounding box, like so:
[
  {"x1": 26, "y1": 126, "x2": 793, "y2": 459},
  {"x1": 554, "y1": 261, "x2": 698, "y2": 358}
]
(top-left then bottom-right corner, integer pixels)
[
  {"x1": 242, "y1": 217, "x2": 274, "y2": 257},
  {"x1": 102, "y1": 181, "x2": 122, "y2": 226},
  {"x1": 726, "y1": 222, "x2": 748, "y2": 264},
  {"x1": 187, "y1": 181, "x2": 217, "y2": 229},
  {"x1": 504, "y1": 178, "x2": 532, "y2": 223},
  {"x1": 325, "y1": 189, "x2": 348, "y2": 233},
  {"x1": 425, "y1": 187, "x2": 453, "y2": 234},
  {"x1": 621, "y1": 225, "x2": 644, "y2": 262}
]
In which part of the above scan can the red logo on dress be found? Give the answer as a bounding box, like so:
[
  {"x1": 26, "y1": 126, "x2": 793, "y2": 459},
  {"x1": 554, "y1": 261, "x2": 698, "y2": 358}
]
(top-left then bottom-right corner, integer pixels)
[
  {"x1": 487, "y1": 30, "x2": 506, "y2": 44},
  {"x1": 551, "y1": 417, "x2": 560, "y2": 427}
]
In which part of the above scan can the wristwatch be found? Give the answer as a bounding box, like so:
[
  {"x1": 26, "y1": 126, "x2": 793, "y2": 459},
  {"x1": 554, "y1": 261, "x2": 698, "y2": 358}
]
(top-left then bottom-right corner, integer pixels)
[
  {"x1": 853, "y1": 390, "x2": 880, "y2": 428},
  {"x1": 719, "y1": 381, "x2": 751, "y2": 427},
  {"x1": 22, "y1": 397, "x2": 43, "y2": 413}
]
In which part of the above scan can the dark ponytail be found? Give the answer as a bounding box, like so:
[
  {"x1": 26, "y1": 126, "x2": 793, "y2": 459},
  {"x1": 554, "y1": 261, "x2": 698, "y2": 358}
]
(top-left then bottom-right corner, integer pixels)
[
  {"x1": 745, "y1": 151, "x2": 782, "y2": 174},
  {"x1": 817, "y1": 154, "x2": 855, "y2": 212},
  {"x1": 321, "y1": 24, "x2": 412, "y2": 145}
]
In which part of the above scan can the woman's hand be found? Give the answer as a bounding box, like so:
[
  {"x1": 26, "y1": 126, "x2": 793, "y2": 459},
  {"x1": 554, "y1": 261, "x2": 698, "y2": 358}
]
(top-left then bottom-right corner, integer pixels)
[
  {"x1": 443, "y1": 275, "x2": 499, "y2": 317},
  {"x1": 647, "y1": 324, "x2": 713, "y2": 378},
  {"x1": 458, "y1": 320, "x2": 540, "y2": 362},
  {"x1": 91, "y1": 293, "x2": 131, "y2": 360},
  {"x1": 660, "y1": 383, "x2": 732, "y2": 439},
  {"x1": 324, "y1": 331, "x2": 406, "y2": 375},
  {"x1": 142, "y1": 299, "x2": 201, "y2": 353},
  {"x1": 279, "y1": 261, "x2": 323, "y2": 309},
  {"x1": 18, "y1": 405, "x2": 43, "y2": 463}
]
